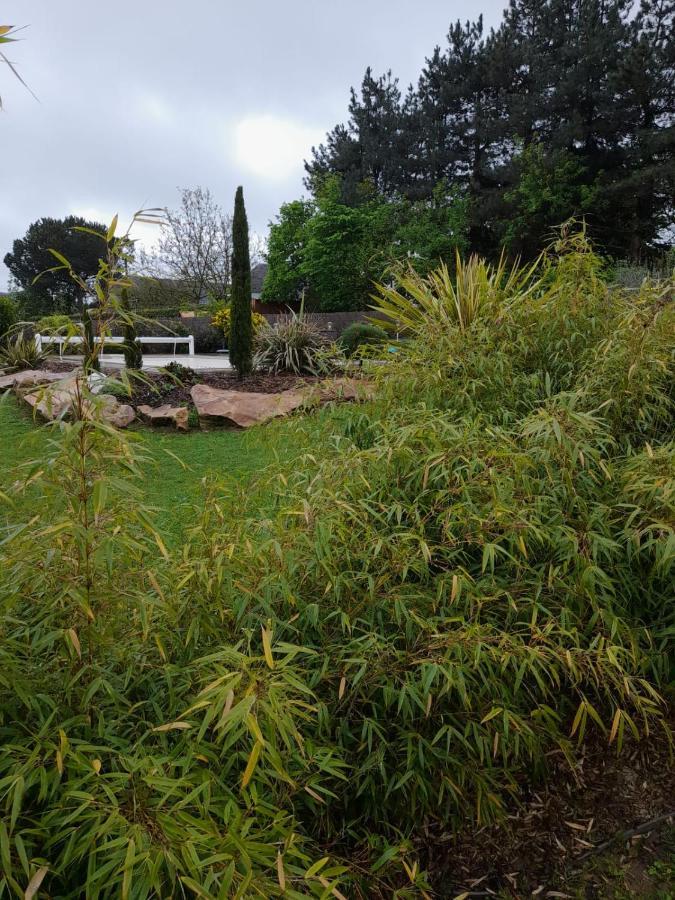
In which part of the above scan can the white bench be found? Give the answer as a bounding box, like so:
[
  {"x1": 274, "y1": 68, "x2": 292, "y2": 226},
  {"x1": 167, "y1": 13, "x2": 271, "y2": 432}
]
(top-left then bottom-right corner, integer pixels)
[{"x1": 35, "y1": 334, "x2": 195, "y2": 357}]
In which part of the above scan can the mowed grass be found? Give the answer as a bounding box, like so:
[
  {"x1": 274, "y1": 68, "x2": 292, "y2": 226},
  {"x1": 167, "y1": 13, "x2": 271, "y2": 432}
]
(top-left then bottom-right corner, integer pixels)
[{"x1": 0, "y1": 394, "x2": 308, "y2": 543}]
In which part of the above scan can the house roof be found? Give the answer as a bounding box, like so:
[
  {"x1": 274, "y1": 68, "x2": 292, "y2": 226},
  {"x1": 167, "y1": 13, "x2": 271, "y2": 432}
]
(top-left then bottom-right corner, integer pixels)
[{"x1": 251, "y1": 262, "x2": 268, "y2": 295}]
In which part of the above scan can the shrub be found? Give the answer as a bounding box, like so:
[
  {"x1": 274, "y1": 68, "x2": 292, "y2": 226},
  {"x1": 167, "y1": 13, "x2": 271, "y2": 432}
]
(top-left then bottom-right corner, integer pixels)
[
  {"x1": 0, "y1": 330, "x2": 48, "y2": 371},
  {"x1": 101, "y1": 378, "x2": 132, "y2": 399},
  {"x1": 339, "y1": 321, "x2": 388, "y2": 356},
  {"x1": 0, "y1": 225, "x2": 672, "y2": 898},
  {"x1": 0, "y1": 294, "x2": 18, "y2": 342},
  {"x1": 211, "y1": 304, "x2": 265, "y2": 342},
  {"x1": 123, "y1": 336, "x2": 143, "y2": 370},
  {"x1": 253, "y1": 310, "x2": 333, "y2": 374},
  {"x1": 35, "y1": 313, "x2": 74, "y2": 334},
  {"x1": 120, "y1": 293, "x2": 143, "y2": 371},
  {"x1": 374, "y1": 250, "x2": 542, "y2": 337},
  {"x1": 163, "y1": 361, "x2": 199, "y2": 384}
]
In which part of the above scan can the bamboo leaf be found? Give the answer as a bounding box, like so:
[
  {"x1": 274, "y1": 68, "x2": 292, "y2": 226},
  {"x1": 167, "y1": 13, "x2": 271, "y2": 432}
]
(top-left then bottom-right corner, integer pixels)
[
  {"x1": 241, "y1": 741, "x2": 262, "y2": 789},
  {"x1": 24, "y1": 866, "x2": 48, "y2": 900}
]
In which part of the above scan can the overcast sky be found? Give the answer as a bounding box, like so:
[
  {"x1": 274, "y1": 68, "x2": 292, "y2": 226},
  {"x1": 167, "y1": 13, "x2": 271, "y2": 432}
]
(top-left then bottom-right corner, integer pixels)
[{"x1": 1, "y1": 0, "x2": 507, "y2": 288}]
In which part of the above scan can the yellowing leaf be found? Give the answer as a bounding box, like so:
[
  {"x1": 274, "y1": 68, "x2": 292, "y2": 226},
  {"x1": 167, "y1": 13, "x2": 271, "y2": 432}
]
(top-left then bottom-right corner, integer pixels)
[
  {"x1": 304, "y1": 785, "x2": 326, "y2": 804},
  {"x1": 246, "y1": 714, "x2": 265, "y2": 746},
  {"x1": 338, "y1": 676, "x2": 346, "y2": 700},
  {"x1": 154, "y1": 635, "x2": 167, "y2": 662},
  {"x1": 147, "y1": 571, "x2": 165, "y2": 602},
  {"x1": 67, "y1": 628, "x2": 81, "y2": 659},
  {"x1": 261, "y1": 625, "x2": 274, "y2": 669},
  {"x1": 152, "y1": 721, "x2": 192, "y2": 733},
  {"x1": 241, "y1": 741, "x2": 262, "y2": 789},
  {"x1": 153, "y1": 533, "x2": 170, "y2": 561},
  {"x1": 91, "y1": 759, "x2": 102, "y2": 774},
  {"x1": 24, "y1": 865, "x2": 48, "y2": 900},
  {"x1": 106, "y1": 214, "x2": 119, "y2": 243},
  {"x1": 277, "y1": 852, "x2": 286, "y2": 892},
  {"x1": 609, "y1": 708, "x2": 621, "y2": 745},
  {"x1": 318, "y1": 877, "x2": 348, "y2": 900}
]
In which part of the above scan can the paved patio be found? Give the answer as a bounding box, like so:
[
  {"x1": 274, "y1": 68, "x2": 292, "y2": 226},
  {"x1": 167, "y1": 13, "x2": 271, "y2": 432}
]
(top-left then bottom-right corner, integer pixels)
[{"x1": 49, "y1": 353, "x2": 232, "y2": 372}]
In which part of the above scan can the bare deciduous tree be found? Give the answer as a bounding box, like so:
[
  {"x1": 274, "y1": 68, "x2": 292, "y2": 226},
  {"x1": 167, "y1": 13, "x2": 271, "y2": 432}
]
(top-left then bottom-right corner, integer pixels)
[{"x1": 136, "y1": 187, "x2": 233, "y2": 304}]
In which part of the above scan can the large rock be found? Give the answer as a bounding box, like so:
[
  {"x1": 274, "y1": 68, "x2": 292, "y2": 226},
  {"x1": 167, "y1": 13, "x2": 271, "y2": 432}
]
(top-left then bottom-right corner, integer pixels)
[
  {"x1": 23, "y1": 387, "x2": 74, "y2": 420},
  {"x1": 0, "y1": 369, "x2": 64, "y2": 392},
  {"x1": 138, "y1": 403, "x2": 189, "y2": 431},
  {"x1": 21, "y1": 382, "x2": 135, "y2": 428},
  {"x1": 99, "y1": 395, "x2": 136, "y2": 428},
  {"x1": 191, "y1": 384, "x2": 306, "y2": 428}
]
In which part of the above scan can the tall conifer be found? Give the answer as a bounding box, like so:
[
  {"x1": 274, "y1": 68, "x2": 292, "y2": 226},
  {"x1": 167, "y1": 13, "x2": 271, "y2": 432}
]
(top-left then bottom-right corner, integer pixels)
[{"x1": 229, "y1": 186, "x2": 252, "y2": 378}]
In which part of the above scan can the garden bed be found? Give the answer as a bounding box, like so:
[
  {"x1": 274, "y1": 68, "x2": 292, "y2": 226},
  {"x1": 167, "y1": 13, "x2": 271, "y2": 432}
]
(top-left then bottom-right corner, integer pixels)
[
  {"x1": 7, "y1": 362, "x2": 369, "y2": 431},
  {"x1": 424, "y1": 712, "x2": 675, "y2": 896},
  {"x1": 126, "y1": 369, "x2": 321, "y2": 408}
]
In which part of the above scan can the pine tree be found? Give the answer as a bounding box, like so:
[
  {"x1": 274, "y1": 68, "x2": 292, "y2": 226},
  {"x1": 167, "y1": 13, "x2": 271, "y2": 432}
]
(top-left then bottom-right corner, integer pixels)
[
  {"x1": 229, "y1": 186, "x2": 253, "y2": 378},
  {"x1": 302, "y1": 0, "x2": 674, "y2": 259},
  {"x1": 611, "y1": 0, "x2": 675, "y2": 256},
  {"x1": 305, "y1": 69, "x2": 406, "y2": 205}
]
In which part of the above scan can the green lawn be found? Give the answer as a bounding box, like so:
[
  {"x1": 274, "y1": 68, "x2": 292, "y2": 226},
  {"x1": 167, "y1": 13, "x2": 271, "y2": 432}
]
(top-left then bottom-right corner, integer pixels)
[{"x1": 0, "y1": 394, "x2": 302, "y2": 542}]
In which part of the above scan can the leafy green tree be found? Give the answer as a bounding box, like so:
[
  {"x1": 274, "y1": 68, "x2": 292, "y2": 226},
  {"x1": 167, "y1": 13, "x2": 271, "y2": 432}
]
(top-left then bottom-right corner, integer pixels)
[
  {"x1": 4, "y1": 216, "x2": 108, "y2": 313},
  {"x1": 608, "y1": 0, "x2": 675, "y2": 256},
  {"x1": 229, "y1": 186, "x2": 253, "y2": 378},
  {"x1": 502, "y1": 145, "x2": 601, "y2": 257},
  {"x1": 300, "y1": 182, "x2": 382, "y2": 311},
  {"x1": 10, "y1": 288, "x2": 51, "y2": 319},
  {"x1": 390, "y1": 183, "x2": 469, "y2": 272},
  {"x1": 262, "y1": 199, "x2": 315, "y2": 304},
  {"x1": 264, "y1": 180, "x2": 468, "y2": 311}
]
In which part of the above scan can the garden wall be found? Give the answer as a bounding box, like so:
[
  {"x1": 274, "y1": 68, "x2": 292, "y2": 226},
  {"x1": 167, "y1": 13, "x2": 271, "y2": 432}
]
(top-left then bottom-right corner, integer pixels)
[{"x1": 111, "y1": 311, "x2": 383, "y2": 352}]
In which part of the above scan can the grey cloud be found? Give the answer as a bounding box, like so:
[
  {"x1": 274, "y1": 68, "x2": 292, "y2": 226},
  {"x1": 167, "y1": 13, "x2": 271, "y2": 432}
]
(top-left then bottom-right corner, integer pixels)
[{"x1": 1, "y1": 0, "x2": 507, "y2": 287}]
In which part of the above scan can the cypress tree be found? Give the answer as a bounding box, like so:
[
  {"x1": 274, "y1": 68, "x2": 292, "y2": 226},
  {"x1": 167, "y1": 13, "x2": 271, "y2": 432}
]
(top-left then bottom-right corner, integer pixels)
[
  {"x1": 120, "y1": 289, "x2": 143, "y2": 370},
  {"x1": 81, "y1": 307, "x2": 100, "y2": 372},
  {"x1": 229, "y1": 186, "x2": 253, "y2": 378}
]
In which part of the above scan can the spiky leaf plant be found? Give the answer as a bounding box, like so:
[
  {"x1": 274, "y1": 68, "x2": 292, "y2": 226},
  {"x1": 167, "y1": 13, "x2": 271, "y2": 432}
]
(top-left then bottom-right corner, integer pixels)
[
  {"x1": 0, "y1": 330, "x2": 48, "y2": 371},
  {"x1": 254, "y1": 310, "x2": 335, "y2": 375}
]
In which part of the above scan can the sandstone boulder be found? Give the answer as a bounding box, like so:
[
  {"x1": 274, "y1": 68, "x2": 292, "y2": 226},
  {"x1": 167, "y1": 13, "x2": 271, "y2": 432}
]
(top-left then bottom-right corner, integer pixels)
[
  {"x1": 138, "y1": 403, "x2": 189, "y2": 431},
  {"x1": 0, "y1": 369, "x2": 64, "y2": 392},
  {"x1": 21, "y1": 383, "x2": 135, "y2": 428},
  {"x1": 98, "y1": 395, "x2": 136, "y2": 428},
  {"x1": 191, "y1": 384, "x2": 306, "y2": 428},
  {"x1": 23, "y1": 388, "x2": 74, "y2": 420}
]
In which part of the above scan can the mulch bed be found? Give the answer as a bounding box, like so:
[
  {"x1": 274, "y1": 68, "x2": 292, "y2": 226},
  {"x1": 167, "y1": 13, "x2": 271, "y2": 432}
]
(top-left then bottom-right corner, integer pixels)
[
  {"x1": 127, "y1": 370, "x2": 320, "y2": 408},
  {"x1": 423, "y1": 711, "x2": 675, "y2": 897},
  {"x1": 39, "y1": 361, "x2": 321, "y2": 408}
]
